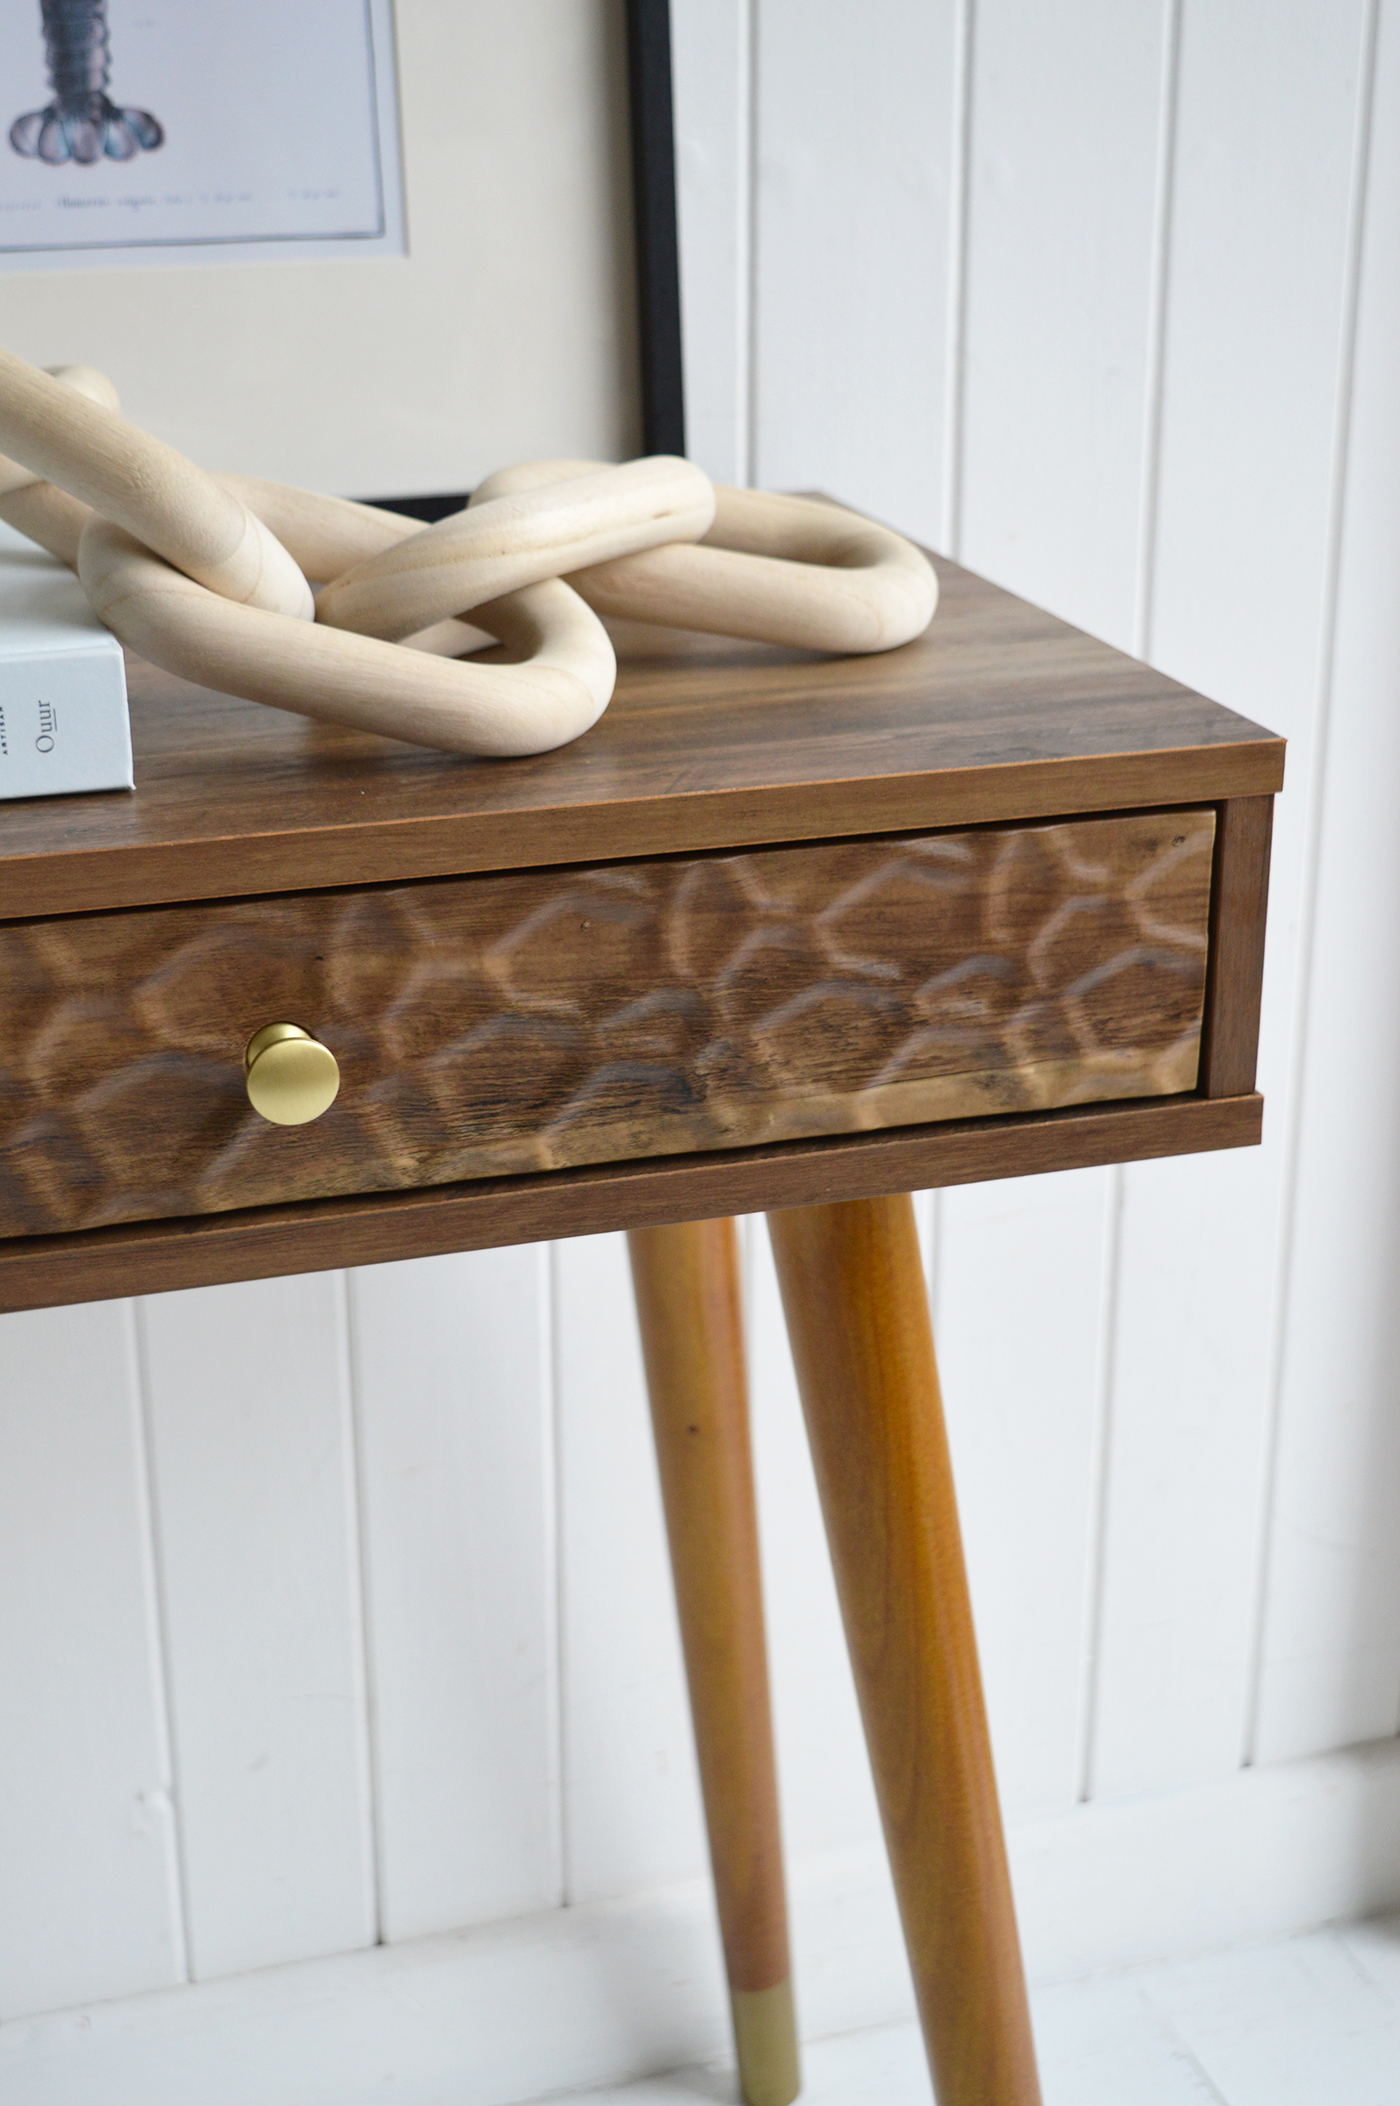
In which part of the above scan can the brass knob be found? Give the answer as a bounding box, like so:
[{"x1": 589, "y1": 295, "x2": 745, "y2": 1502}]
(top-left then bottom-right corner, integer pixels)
[{"x1": 244, "y1": 1024, "x2": 340, "y2": 1126}]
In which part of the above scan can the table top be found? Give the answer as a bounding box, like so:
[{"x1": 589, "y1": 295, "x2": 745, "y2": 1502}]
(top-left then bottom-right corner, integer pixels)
[
  {"x1": 0, "y1": 546, "x2": 1280, "y2": 1308},
  {"x1": 0, "y1": 554, "x2": 1284, "y2": 921}
]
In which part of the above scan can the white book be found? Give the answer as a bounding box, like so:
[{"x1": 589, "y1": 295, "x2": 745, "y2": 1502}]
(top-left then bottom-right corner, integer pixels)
[{"x1": 0, "y1": 518, "x2": 133, "y2": 801}]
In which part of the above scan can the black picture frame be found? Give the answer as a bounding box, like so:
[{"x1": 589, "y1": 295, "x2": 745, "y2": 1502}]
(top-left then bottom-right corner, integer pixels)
[
  {"x1": 625, "y1": 0, "x2": 686, "y2": 458},
  {"x1": 375, "y1": 0, "x2": 684, "y2": 523}
]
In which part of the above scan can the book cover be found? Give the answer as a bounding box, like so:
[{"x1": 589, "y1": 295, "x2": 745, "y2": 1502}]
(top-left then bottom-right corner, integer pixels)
[{"x1": 0, "y1": 518, "x2": 132, "y2": 800}]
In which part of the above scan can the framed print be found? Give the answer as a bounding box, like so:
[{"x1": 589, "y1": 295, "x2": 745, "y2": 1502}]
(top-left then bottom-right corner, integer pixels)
[
  {"x1": 0, "y1": 0, "x2": 685, "y2": 500},
  {"x1": 0, "y1": 0, "x2": 404, "y2": 270},
  {"x1": 624, "y1": 0, "x2": 683, "y2": 456}
]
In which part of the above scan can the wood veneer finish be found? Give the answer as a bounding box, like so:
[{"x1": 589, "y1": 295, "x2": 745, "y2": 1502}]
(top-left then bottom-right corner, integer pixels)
[
  {"x1": 0, "y1": 558, "x2": 1282, "y2": 921},
  {"x1": 1200, "y1": 795, "x2": 1273, "y2": 1098},
  {"x1": 0, "y1": 1093, "x2": 1262, "y2": 1314},
  {"x1": 0, "y1": 810, "x2": 1215, "y2": 1239},
  {"x1": 628, "y1": 1219, "x2": 798, "y2": 2104},
  {"x1": 767, "y1": 1194, "x2": 1041, "y2": 2105}
]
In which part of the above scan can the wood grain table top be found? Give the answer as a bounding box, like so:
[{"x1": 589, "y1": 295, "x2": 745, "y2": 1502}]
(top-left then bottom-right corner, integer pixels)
[
  {"x1": 0, "y1": 544, "x2": 1283, "y2": 1310},
  {"x1": 0, "y1": 555, "x2": 1284, "y2": 921}
]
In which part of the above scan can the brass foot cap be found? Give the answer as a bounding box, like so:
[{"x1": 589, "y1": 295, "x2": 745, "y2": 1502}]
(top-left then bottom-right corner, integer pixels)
[{"x1": 731, "y1": 1980, "x2": 801, "y2": 2106}]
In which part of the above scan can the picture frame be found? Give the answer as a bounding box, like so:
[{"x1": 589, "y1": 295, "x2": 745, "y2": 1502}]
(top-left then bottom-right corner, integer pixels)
[
  {"x1": 380, "y1": 0, "x2": 685, "y2": 523},
  {"x1": 624, "y1": 0, "x2": 685, "y2": 459},
  {"x1": 0, "y1": 1, "x2": 405, "y2": 272},
  {"x1": 1, "y1": 1, "x2": 687, "y2": 509}
]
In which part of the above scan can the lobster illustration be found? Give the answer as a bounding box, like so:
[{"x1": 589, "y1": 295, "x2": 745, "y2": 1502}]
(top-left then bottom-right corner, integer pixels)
[{"x1": 9, "y1": 0, "x2": 163, "y2": 165}]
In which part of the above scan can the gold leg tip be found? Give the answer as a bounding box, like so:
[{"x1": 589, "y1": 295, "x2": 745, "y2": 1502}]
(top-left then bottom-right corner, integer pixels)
[{"x1": 731, "y1": 1981, "x2": 801, "y2": 2106}]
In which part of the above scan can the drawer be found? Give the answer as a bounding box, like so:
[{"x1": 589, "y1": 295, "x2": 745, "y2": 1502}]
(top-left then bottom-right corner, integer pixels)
[{"x1": 0, "y1": 808, "x2": 1216, "y2": 1238}]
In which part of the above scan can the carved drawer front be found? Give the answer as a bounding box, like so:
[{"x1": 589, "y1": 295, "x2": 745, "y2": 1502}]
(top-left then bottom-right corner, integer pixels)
[{"x1": 0, "y1": 809, "x2": 1216, "y2": 1237}]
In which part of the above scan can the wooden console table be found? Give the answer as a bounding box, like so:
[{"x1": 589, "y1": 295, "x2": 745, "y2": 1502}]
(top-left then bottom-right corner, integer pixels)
[{"x1": 0, "y1": 552, "x2": 1281, "y2": 2106}]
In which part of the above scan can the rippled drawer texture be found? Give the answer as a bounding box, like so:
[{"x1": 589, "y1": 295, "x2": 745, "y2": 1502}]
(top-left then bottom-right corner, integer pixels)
[{"x1": 0, "y1": 809, "x2": 1216, "y2": 1236}]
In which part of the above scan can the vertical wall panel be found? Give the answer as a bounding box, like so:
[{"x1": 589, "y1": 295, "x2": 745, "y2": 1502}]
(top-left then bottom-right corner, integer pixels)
[
  {"x1": 140, "y1": 1274, "x2": 376, "y2": 1978},
  {"x1": 752, "y1": 0, "x2": 956, "y2": 539},
  {"x1": 936, "y1": 1170, "x2": 1110, "y2": 1820},
  {"x1": 948, "y1": 0, "x2": 1168, "y2": 1818},
  {"x1": 1255, "y1": 0, "x2": 1398, "y2": 1762},
  {"x1": 1093, "y1": 1148, "x2": 1281, "y2": 1796},
  {"x1": 1092, "y1": 0, "x2": 1370, "y2": 1796},
  {"x1": 672, "y1": 0, "x2": 750, "y2": 483},
  {"x1": 0, "y1": 1302, "x2": 183, "y2": 2019},
  {"x1": 555, "y1": 1233, "x2": 707, "y2": 1902},
  {"x1": 958, "y1": 0, "x2": 1167, "y2": 650},
  {"x1": 349, "y1": 1246, "x2": 560, "y2": 1939}
]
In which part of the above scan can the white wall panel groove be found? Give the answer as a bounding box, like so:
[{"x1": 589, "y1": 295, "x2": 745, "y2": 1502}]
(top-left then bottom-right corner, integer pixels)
[
  {"x1": 937, "y1": 1170, "x2": 1113, "y2": 1821},
  {"x1": 1093, "y1": 0, "x2": 1377, "y2": 1798},
  {"x1": 957, "y1": 0, "x2": 1169, "y2": 651},
  {"x1": 672, "y1": 0, "x2": 751, "y2": 485},
  {"x1": 940, "y1": 0, "x2": 975, "y2": 555},
  {"x1": 750, "y1": 0, "x2": 957, "y2": 540},
  {"x1": 1132, "y1": 0, "x2": 1183, "y2": 660},
  {"x1": 348, "y1": 1246, "x2": 562, "y2": 1939},
  {"x1": 947, "y1": 0, "x2": 1176, "y2": 1819},
  {"x1": 0, "y1": 1300, "x2": 185, "y2": 2018},
  {"x1": 1252, "y1": 0, "x2": 1400, "y2": 1763},
  {"x1": 138, "y1": 1273, "x2": 377, "y2": 1979}
]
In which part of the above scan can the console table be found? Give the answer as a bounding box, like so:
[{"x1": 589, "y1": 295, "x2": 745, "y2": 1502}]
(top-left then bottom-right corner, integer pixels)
[{"x1": 0, "y1": 550, "x2": 1281, "y2": 2106}]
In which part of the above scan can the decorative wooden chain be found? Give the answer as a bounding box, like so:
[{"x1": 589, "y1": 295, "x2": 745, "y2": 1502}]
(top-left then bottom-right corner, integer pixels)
[{"x1": 0, "y1": 347, "x2": 938, "y2": 758}]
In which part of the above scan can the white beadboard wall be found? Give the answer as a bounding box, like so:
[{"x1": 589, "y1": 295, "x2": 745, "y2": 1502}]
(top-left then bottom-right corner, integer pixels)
[{"x1": 4, "y1": 0, "x2": 1400, "y2": 2096}]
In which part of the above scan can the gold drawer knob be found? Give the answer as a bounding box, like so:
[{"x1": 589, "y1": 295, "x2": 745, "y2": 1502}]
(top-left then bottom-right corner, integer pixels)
[{"x1": 245, "y1": 1024, "x2": 340, "y2": 1126}]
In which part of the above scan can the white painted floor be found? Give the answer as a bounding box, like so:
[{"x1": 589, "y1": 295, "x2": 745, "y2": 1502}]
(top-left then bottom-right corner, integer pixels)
[{"x1": 529, "y1": 1914, "x2": 1400, "y2": 2105}]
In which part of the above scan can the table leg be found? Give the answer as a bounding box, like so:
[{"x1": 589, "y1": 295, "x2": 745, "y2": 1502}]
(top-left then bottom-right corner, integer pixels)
[
  {"x1": 766, "y1": 1194, "x2": 1042, "y2": 2106},
  {"x1": 628, "y1": 1218, "x2": 800, "y2": 2106}
]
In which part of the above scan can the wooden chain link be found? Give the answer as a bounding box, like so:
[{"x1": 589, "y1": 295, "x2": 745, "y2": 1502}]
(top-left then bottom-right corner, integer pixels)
[{"x1": 0, "y1": 345, "x2": 938, "y2": 759}]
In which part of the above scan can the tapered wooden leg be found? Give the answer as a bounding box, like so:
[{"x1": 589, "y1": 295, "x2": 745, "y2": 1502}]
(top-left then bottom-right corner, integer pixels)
[
  {"x1": 628, "y1": 1218, "x2": 800, "y2": 2106},
  {"x1": 766, "y1": 1194, "x2": 1042, "y2": 2106}
]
